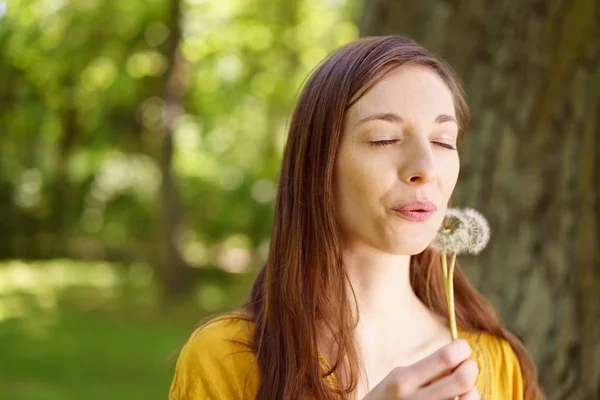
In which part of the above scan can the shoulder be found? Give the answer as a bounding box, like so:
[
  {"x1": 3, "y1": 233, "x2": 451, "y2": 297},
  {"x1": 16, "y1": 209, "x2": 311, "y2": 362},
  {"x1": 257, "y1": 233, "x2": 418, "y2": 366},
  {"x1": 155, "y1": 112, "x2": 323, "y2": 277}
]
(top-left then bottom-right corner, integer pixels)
[
  {"x1": 169, "y1": 313, "x2": 259, "y2": 400},
  {"x1": 187, "y1": 313, "x2": 255, "y2": 349},
  {"x1": 462, "y1": 330, "x2": 524, "y2": 400}
]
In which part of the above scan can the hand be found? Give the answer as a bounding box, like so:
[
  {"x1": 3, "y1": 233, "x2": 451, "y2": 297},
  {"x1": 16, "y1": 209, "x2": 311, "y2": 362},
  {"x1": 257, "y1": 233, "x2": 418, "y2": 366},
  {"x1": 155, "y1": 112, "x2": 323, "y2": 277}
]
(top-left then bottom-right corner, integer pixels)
[{"x1": 361, "y1": 339, "x2": 479, "y2": 400}]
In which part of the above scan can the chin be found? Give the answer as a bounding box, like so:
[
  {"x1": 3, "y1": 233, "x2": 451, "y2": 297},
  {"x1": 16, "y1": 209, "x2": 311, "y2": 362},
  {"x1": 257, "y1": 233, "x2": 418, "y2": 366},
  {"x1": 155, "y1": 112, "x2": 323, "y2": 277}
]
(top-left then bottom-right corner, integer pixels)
[
  {"x1": 386, "y1": 232, "x2": 436, "y2": 255},
  {"x1": 387, "y1": 241, "x2": 432, "y2": 256}
]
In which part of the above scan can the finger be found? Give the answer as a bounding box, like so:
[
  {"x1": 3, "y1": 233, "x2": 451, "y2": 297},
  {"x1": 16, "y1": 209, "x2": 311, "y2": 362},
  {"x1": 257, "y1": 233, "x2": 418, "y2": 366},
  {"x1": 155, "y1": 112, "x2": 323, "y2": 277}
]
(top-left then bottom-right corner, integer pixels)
[
  {"x1": 394, "y1": 339, "x2": 472, "y2": 391},
  {"x1": 459, "y1": 388, "x2": 480, "y2": 400},
  {"x1": 415, "y1": 358, "x2": 478, "y2": 400}
]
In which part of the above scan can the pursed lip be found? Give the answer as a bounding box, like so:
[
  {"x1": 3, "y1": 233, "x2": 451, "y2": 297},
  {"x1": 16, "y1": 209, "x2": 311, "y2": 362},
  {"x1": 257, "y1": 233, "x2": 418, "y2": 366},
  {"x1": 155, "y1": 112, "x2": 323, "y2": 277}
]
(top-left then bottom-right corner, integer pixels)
[
  {"x1": 390, "y1": 200, "x2": 438, "y2": 222},
  {"x1": 391, "y1": 199, "x2": 438, "y2": 213}
]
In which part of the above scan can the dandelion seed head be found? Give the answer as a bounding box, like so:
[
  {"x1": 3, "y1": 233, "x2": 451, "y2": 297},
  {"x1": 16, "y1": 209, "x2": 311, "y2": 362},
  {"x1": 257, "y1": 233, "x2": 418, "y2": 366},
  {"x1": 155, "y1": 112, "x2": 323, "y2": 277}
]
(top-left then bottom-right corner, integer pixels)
[
  {"x1": 462, "y1": 208, "x2": 491, "y2": 254},
  {"x1": 442, "y1": 208, "x2": 468, "y2": 231},
  {"x1": 429, "y1": 207, "x2": 491, "y2": 255},
  {"x1": 429, "y1": 208, "x2": 470, "y2": 254}
]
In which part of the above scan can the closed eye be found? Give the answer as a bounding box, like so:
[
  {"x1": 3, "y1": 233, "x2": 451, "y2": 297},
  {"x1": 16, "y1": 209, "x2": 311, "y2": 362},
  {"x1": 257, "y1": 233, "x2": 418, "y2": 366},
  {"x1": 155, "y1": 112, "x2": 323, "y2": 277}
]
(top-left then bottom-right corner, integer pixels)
[
  {"x1": 433, "y1": 142, "x2": 457, "y2": 150},
  {"x1": 369, "y1": 140, "x2": 456, "y2": 150},
  {"x1": 369, "y1": 139, "x2": 399, "y2": 147}
]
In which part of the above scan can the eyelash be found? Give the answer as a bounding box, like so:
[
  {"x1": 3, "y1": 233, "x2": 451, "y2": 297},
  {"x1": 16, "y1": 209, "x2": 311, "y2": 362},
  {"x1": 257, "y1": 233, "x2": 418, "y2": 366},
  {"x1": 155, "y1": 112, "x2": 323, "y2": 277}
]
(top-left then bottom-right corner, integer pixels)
[{"x1": 369, "y1": 140, "x2": 457, "y2": 151}]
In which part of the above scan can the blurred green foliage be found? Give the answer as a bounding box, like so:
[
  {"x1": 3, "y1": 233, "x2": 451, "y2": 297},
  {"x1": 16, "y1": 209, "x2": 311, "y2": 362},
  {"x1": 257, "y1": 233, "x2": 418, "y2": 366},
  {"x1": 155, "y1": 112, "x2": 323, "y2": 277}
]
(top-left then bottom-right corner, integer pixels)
[
  {"x1": 0, "y1": 0, "x2": 359, "y2": 398},
  {"x1": 0, "y1": 0, "x2": 359, "y2": 266}
]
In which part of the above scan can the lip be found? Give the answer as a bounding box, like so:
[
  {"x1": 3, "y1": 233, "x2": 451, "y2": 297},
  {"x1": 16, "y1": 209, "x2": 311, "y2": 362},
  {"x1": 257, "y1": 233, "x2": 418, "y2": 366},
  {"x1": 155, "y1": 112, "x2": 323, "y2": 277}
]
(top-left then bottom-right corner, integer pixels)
[{"x1": 391, "y1": 200, "x2": 437, "y2": 222}]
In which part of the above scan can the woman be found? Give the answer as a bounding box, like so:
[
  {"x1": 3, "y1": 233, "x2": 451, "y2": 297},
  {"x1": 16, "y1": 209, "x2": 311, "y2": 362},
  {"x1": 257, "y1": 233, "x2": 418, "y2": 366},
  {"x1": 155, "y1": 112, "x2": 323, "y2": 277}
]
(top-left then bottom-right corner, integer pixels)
[{"x1": 170, "y1": 36, "x2": 544, "y2": 400}]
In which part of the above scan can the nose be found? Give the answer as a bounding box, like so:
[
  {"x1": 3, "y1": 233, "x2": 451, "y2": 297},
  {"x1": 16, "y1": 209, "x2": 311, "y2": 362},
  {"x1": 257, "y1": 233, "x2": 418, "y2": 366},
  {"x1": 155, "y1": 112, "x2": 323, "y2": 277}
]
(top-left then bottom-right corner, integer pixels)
[{"x1": 399, "y1": 140, "x2": 436, "y2": 185}]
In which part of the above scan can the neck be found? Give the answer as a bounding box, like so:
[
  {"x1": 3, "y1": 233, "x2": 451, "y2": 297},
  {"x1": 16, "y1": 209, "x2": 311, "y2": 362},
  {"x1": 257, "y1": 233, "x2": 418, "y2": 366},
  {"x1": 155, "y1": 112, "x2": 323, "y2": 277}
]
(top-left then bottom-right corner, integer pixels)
[{"x1": 342, "y1": 246, "x2": 425, "y2": 327}]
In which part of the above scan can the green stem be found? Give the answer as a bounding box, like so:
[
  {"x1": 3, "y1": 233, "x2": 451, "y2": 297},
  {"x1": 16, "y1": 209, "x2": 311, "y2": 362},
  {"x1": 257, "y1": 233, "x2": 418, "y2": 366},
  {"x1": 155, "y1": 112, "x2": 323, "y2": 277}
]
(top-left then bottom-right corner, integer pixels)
[
  {"x1": 441, "y1": 251, "x2": 448, "y2": 281},
  {"x1": 441, "y1": 251, "x2": 459, "y2": 400},
  {"x1": 441, "y1": 252, "x2": 450, "y2": 314},
  {"x1": 447, "y1": 252, "x2": 458, "y2": 340},
  {"x1": 448, "y1": 252, "x2": 457, "y2": 282}
]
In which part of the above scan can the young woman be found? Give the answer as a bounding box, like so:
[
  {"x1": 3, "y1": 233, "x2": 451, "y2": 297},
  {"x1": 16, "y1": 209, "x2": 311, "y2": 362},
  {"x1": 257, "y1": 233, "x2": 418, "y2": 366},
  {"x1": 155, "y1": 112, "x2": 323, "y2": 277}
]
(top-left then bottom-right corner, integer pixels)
[{"x1": 170, "y1": 36, "x2": 545, "y2": 400}]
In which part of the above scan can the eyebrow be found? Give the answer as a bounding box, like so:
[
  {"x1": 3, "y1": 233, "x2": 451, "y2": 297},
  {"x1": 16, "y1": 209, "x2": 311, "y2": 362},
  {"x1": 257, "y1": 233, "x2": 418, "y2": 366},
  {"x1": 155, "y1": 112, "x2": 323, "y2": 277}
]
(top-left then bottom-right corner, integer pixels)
[
  {"x1": 434, "y1": 114, "x2": 458, "y2": 124},
  {"x1": 355, "y1": 112, "x2": 458, "y2": 127}
]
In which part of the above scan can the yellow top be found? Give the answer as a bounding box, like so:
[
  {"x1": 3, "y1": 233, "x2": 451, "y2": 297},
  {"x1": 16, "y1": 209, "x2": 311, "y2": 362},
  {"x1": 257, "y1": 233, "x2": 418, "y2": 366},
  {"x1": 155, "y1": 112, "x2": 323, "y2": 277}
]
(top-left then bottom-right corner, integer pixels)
[{"x1": 169, "y1": 314, "x2": 524, "y2": 399}]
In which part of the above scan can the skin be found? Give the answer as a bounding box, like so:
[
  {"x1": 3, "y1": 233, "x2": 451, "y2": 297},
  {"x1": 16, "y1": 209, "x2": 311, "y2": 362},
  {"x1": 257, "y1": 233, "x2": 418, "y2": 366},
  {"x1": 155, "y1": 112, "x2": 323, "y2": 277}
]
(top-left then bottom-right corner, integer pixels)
[
  {"x1": 331, "y1": 65, "x2": 476, "y2": 399},
  {"x1": 335, "y1": 64, "x2": 460, "y2": 257}
]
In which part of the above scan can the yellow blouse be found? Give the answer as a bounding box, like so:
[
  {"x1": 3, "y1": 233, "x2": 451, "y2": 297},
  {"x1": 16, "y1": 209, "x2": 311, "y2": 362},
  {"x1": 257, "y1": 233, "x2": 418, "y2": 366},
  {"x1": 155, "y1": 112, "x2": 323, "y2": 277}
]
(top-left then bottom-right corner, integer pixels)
[{"x1": 170, "y1": 315, "x2": 524, "y2": 399}]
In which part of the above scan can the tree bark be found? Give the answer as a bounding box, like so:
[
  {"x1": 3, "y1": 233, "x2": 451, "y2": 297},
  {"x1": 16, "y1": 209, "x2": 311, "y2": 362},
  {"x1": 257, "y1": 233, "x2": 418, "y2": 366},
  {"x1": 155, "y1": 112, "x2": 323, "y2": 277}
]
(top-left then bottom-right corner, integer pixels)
[
  {"x1": 52, "y1": 87, "x2": 78, "y2": 257},
  {"x1": 360, "y1": 1, "x2": 600, "y2": 399},
  {"x1": 157, "y1": 0, "x2": 189, "y2": 299}
]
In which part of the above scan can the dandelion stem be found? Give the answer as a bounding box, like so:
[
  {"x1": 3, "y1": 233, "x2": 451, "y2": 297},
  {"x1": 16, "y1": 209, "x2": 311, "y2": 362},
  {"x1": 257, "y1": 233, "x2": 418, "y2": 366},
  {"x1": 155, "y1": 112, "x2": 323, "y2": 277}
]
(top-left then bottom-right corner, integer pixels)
[
  {"x1": 448, "y1": 252, "x2": 457, "y2": 278},
  {"x1": 447, "y1": 252, "x2": 458, "y2": 340},
  {"x1": 441, "y1": 252, "x2": 457, "y2": 339},
  {"x1": 445, "y1": 252, "x2": 459, "y2": 400},
  {"x1": 441, "y1": 251, "x2": 448, "y2": 281}
]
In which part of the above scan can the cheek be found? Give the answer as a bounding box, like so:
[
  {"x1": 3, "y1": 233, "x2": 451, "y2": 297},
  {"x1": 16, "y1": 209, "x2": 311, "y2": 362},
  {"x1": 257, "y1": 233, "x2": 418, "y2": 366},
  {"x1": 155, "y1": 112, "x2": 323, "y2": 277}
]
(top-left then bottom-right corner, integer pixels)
[
  {"x1": 334, "y1": 151, "x2": 383, "y2": 212},
  {"x1": 440, "y1": 156, "x2": 460, "y2": 196},
  {"x1": 335, "y1": 164, "x2": 369, "y2": 206}
]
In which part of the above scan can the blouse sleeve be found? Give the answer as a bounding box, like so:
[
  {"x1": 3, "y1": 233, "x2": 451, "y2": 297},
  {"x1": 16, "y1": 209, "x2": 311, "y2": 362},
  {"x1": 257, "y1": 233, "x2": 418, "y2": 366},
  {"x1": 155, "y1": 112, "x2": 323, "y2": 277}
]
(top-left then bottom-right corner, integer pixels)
[
  {"x1": 487, "y1": 334, "x2": 525, "y2": 399},
  {"x1": 504, "y1": 339, "x2": 524, "y2": 399},
  {"x1": 169, "y1": 319, "x2": 259, "y2": 400}
]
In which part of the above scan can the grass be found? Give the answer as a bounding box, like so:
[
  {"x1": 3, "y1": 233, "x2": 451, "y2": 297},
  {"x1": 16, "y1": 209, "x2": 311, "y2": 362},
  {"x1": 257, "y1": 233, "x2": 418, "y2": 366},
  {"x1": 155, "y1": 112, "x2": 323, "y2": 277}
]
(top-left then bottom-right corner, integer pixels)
[
  {"x1": 0, "y1": 310, "x2": 190, "y2": 400},
  {"x1": 0, "y1": 260, "x2": 254, "y2": 400}
]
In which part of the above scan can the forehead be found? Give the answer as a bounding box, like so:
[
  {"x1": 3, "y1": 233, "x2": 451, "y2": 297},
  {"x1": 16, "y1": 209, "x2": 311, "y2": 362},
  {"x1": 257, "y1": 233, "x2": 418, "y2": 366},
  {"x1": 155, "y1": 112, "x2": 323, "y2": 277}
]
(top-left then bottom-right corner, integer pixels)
[{"x1": 346, "y1": 65, "x2": 456, "y2": 126}]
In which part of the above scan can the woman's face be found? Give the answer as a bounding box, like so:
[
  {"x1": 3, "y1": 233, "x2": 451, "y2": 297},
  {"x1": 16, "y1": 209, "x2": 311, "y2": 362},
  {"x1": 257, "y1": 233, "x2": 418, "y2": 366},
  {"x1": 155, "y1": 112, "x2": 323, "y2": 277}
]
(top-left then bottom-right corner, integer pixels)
[{"x1": 334, "y1": 65, "x2": 460, "y2": 255}]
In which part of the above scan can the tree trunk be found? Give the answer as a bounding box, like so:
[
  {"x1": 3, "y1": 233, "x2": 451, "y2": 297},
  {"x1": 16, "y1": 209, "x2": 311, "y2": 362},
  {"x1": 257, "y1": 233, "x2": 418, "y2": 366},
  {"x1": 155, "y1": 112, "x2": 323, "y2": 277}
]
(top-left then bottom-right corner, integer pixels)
[
  {"x1": 157, "y1": 0, "x2": 189, "y2": 299},
  {"x1": 360, "y1": 1, "x2": 600, "y2": 399},
  {"x1": 52, "y1": 88, "x2": 78, "y2": 257}
]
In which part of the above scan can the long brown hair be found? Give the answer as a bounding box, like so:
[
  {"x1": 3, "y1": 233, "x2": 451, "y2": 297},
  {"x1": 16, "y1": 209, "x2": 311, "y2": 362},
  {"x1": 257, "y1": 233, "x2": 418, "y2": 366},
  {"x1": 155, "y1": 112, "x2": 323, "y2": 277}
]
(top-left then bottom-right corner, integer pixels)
[{"x1": 234, "y1": 36, "x2": 543, "y2": 399}]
